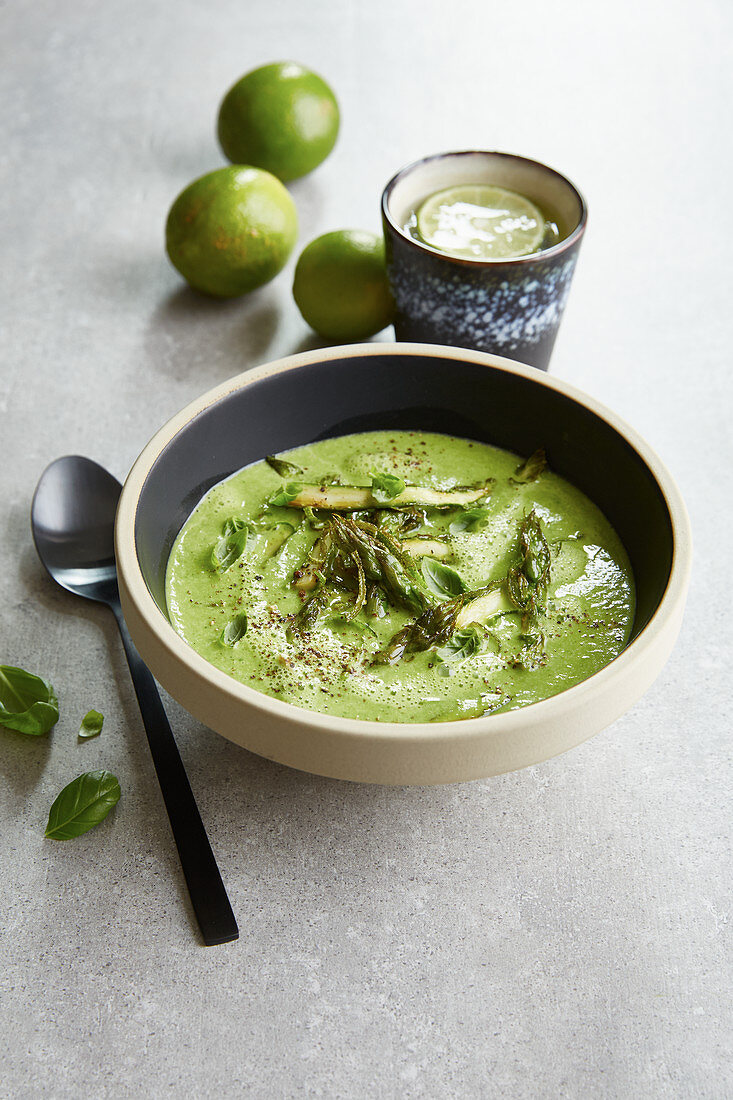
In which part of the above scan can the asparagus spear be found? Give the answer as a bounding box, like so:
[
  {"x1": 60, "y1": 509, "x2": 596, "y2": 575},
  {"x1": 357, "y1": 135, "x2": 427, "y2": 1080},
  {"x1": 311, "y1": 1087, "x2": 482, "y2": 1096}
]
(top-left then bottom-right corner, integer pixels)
[
  {"x1": 455, "y1": 588, "x2": 506, "y2": 627},
  {"x1": 377, "y1": 511, "x2": 552, "y2": 667},
  {"x1": 281, "y1": 483, "x2": 491, "y2": 511},
  {"x1": 511, "y1": 448, "x2": 547, "y2": 484},
  {"x1": 402, "y1": 538, "x2": 452, "y2": 560},
  {"x1": 290, "y1": 514, "x2": 436, "y2": 632}
]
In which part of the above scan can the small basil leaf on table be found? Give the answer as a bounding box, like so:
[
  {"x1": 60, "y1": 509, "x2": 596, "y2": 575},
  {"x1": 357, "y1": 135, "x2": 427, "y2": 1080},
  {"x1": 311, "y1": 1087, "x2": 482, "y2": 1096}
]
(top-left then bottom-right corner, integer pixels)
[
  {"x1": 268, "y1": 482, "x2": 303, "y2": 507},
  {"x1": 420, "y1": 558, "x2": 467, "y2": 598},
  {"x1": 266, "y1": 455, "x2": 304, "y2": 478},
  {"x1": 44, "y1": 770, "x2": 121, "y2": 841},
  {"x1": 0, "y1": 665, "x2": 59, "y2": 736},
  {"x1": 78, "y1": 709, "x2": 104, "y2": 739},
  {"x1": 370, "y1": 471, "x2": 406, "y2": 503},
  {"x1": 449, "y1": 508, "x2": 487, "y2": 535},
  {"x1": 220, "y1": 613, "x2": 248, "y2": 647}
]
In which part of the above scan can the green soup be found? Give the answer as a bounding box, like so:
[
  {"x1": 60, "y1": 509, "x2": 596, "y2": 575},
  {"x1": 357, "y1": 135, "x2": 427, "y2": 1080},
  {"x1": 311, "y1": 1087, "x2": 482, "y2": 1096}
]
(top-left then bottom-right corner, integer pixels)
[{"x1": 166, "y1": 431, "x2": 635, "y2": 723}]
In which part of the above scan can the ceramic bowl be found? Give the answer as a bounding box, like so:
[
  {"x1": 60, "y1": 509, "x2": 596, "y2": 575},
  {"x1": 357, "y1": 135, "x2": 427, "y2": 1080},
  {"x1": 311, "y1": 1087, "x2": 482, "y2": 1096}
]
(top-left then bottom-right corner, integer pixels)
[{"x1": 116, "y1": 344, "x2": 691, "y2": 785}]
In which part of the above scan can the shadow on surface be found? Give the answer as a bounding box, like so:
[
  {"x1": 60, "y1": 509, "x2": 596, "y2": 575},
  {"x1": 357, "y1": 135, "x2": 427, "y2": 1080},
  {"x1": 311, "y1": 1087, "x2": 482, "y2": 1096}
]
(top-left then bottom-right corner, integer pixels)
[
  {"x1": 145, "y1": 284, "x2": 282, "y2": 385},
  {"x1": 173, "y1": 711, "x2": 472, "y2": 872}
]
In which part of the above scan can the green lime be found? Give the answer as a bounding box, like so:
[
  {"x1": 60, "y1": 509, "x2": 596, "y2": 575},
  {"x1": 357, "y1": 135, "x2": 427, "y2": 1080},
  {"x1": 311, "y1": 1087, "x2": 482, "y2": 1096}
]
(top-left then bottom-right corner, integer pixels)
[
  {"x1": 217, "y1": 61, "x2": 339, "y2": 182},
  {"x1": 416, "y1": 184, "x2": 545, "y2": 260},
  {"x1": 292, "y1": 230, "x2": 395, "y2": 341},
  {"x1": 165, "y1": 166, "x2": 298, "y2": 298}
]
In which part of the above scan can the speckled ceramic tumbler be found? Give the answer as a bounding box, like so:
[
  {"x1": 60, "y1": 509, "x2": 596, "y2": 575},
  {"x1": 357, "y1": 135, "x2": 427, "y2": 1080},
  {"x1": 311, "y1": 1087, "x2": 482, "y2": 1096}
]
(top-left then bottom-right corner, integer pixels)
[{"x1": 381, "y1": 152, "x2": 587, "y2": 371}]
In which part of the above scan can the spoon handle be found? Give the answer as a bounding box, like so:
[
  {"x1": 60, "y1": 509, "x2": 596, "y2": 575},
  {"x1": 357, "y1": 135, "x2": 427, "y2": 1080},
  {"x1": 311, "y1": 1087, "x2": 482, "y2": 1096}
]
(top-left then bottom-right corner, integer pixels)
[{"x1": 111, "y1": 602, "x2": 239, "y2": 946}]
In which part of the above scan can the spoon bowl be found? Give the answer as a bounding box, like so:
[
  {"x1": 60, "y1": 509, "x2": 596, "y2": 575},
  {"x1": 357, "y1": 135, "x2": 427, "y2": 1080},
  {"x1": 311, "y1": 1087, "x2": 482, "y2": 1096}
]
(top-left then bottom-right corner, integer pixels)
[{"x1": 32, "y1": 456, "x2": 120, "y2": 601}]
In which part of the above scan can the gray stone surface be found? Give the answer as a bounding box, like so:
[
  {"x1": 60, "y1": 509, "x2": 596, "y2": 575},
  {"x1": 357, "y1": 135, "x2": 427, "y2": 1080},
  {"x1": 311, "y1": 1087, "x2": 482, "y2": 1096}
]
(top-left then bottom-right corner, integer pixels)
[{"x1": 1, "y1": 0, "x2": 731, "y2": 1097}]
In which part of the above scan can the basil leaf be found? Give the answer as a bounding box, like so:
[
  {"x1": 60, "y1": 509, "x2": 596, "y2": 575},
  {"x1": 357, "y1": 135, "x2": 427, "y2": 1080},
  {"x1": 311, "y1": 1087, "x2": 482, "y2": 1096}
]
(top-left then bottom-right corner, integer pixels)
[
  {"x1": 44, "y1": 770, "x2": 121, "y2": 841},
  {"x1": 220, "y1": 613, "x2": 248, "y2": 646},
  {"x1": 449, "y1": 508, "x2": 487, "y2": 535},
  {"x1": 303, "y1": 506, "x2": 329, "y2": 529},
  {"x1": 266, "y1": 454, "x2": 304, "y2": 478},
  {"x1": 511, "y1": 447, "x2": 547, "y2": 484},
  {"x1": 223, "y1": 516, "x2": 248, "y2": 537},
  {"x1": 435, "y1": 626, "x2": 485, "y2": 664},
  {"x1": 268, "y1": 482, "x2": 303, "y2": 507},
  {"x1": 420, "y1": 558, "x2": 467, "y2": 598},
  {"x1": 211, "y1": 522, "x2": 255, "y2": 572},
  {"x1": 370, "y1": 471, "x2": 406, "y2": 503},
  {"x1": 0, "y1": 665, "x2": 59, "y2": 736},
  {"x1": 78, "y1": 709, "x2": 104, "y2": 740}
]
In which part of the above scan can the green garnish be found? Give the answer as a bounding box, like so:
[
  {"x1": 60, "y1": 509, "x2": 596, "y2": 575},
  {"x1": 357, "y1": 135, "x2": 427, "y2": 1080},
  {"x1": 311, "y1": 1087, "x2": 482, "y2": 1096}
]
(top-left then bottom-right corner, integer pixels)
[
  {"x1": 220, "y1": 613, "x2": 248, "y2": 646},
  {"x1": 0, "y1": 665, "x2": 59, "y2": 736},
  {"x1": 420, "y1": 558, "x2": 466, "y2": 598},
  {"x1": 78, "y1": 710, "x2": 104, "y2": 740},
  {"x1": 44, "y1": 770, "x2": 121, "y2": 841},
  {"x1": 278, "y1": 483, "x2": 491, "y2": 511},
  {"x1": 507, "y1": 510, "x2": 551, "y2": 615},
  {"x1": 370, "y1": 471, "x2": 406, "y2": 503},
  {"x1": 510, "y1": 631, "x2": 547, "y2": 671},
  {"x1": 376, "y1": 597, "x2": 466, "y2": 665},
  {"x1": 402, "y1": 537, "x2": 452, "y2": 560},
  {"x1": 269, "y1": 482, "x2": 303, "y2": 507},
  {"x1": 290, "y1": 513, "x2": 436, "y2": 634},
  {"x1": 378, "y1": 512, "x2": 551, "y2": 667},
  {"x1": 302, "y1": 505, "x2": 329, "y2": 528},
  {"x1": 266, "y1": 455, "x2": 304, "y2": 478},
  {"x1": 222, "y1": 517, "x2": 247, "y2": 536},
  {"x1": 435, "y1": 626, "x2": 485, "y2": 664},
  {"x1": 511, "y1": 448, "x2": 547, "y2": 484},
  {"x1": 504, "y1": 511, "x2": 552, "y2": 669},
  {"x1": 211, "y1": 520, "x2": 255, "y2": 572}
]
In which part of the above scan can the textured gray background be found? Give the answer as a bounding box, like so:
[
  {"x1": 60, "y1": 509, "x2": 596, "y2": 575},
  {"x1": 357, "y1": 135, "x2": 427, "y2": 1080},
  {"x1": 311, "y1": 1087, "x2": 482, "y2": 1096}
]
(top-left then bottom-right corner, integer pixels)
[{"x1": 1, "y1": 0, "x2": 731, "y2": 1097}]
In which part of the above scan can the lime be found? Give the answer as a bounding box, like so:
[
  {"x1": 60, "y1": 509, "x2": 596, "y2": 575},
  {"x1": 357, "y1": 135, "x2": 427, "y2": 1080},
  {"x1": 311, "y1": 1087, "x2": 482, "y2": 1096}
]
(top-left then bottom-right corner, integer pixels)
[
  {"x1": 217, "y1": 61, "x2": 339, "y2": 182},
  {"x1": 416, "y1": 184, "x2": 545, "y2": 260},
  {"x1": 165, "y1": 166, "x2": 297, "y2": 298},
  {"x1": 292, "y1": 230, "x2": 395, "y2": 341}
]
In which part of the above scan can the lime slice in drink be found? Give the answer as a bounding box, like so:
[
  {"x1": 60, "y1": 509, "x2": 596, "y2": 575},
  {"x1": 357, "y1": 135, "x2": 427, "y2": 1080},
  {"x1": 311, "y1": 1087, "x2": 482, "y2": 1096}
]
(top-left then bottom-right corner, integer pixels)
[{"x1": 416, "y1": 184, "x2": 546, "y2": 260}]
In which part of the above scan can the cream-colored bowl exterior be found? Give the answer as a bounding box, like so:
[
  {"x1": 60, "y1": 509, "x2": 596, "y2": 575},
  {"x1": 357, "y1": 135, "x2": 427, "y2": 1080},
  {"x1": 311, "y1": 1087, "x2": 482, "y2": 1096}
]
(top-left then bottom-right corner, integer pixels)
[{"x1": 116, "y1": 344, "x2": 692, "y2": 785}]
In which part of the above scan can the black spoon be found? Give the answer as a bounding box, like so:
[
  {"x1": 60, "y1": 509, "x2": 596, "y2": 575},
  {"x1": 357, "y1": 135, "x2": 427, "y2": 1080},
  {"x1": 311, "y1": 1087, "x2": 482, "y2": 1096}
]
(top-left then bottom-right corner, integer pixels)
[{"x1": 31, "y1": 455, "x2": 238, "y2": 946}]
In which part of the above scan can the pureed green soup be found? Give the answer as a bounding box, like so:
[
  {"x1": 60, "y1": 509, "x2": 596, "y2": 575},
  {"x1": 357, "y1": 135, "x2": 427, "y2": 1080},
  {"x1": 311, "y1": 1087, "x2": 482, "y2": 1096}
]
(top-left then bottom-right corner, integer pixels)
[{"x1": 166, "y1": 431, "x2": 635, "y2": 724}]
